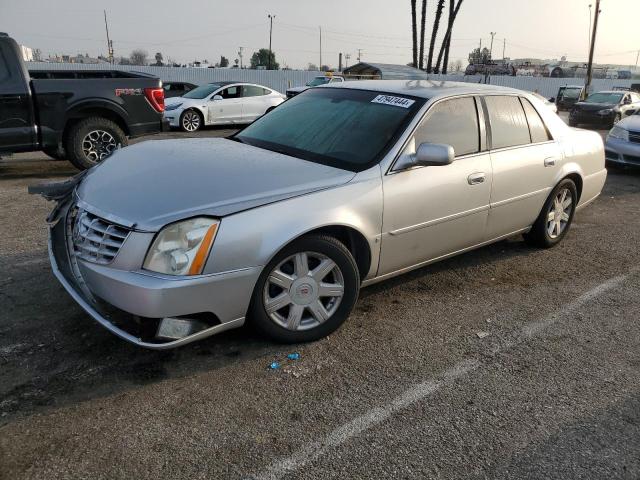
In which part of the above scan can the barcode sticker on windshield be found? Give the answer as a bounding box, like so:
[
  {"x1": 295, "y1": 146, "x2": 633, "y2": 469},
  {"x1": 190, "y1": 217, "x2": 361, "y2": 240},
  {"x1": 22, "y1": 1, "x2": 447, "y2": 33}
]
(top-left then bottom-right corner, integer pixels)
[{"x1": 371, "y1": 95, "x2": 415, "y2": 108}]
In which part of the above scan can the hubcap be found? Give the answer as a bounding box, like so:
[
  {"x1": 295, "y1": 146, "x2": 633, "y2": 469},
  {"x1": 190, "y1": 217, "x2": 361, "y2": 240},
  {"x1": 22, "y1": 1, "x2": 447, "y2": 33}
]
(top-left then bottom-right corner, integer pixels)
[
  {"x1": 182, "y1": 111, "x2": 200, "y2": 131},
  {"x1": 82, "y1": 130, "x2": 117, "y2": 163},
  {"x1": 263, "y1": 251, "x2": 345, "y2": 331},
  {"x1": 546, "y1": 188, "x2": 573, "y2": 239}
]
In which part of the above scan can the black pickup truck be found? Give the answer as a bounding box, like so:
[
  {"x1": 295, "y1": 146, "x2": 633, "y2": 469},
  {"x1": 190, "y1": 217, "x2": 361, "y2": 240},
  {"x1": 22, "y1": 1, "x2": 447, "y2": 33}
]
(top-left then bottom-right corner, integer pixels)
[{"x1": 0, "y1": 33, "x2": 168, "y2": 169}]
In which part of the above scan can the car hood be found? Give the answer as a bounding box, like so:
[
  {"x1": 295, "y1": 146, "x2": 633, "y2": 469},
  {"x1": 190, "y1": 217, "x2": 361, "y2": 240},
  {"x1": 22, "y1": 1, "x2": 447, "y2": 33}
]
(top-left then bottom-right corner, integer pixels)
[
  {"x1": 618, "y1": 114, "x2": 640, "y2": 131},
  {"x1": 573, "y1": 102, "x2": 616, "y2": 112},
  {"x1": 76, "y1": 138, "x2": 356, "y2": 231}
]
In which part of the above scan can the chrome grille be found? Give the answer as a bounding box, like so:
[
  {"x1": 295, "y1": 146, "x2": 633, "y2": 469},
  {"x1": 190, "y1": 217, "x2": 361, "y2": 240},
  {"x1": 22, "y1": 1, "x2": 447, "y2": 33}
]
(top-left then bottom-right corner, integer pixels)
[
  {"x1": 70, "y1": 208, "x2": 130, "y2": 264},
  {"x1": 629, "y1": 130, "x2": 640, "y2": 144}
]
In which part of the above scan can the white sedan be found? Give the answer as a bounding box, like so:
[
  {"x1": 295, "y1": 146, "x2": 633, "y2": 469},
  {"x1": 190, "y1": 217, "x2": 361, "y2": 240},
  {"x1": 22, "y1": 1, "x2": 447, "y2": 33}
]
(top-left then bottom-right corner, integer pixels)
[{"x1": 164, "y1": 82, "x2": 285, "y2": 132}]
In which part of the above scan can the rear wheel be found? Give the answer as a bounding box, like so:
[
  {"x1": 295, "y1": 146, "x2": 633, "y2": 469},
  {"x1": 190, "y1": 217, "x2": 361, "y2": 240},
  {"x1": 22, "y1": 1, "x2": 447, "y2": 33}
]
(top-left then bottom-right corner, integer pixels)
[
  {"x1": 249, "y1": 235, "x2": 360, "y2": 343},
  {"x1": 524, "y1": 179, "x2": 577, "y2": 248},
  {"x1": 180, "y1": 109, "x2": 202, "y2": 132},
  {"x1": 65, "y1": 117, "x2": 127, "y2": 170}
]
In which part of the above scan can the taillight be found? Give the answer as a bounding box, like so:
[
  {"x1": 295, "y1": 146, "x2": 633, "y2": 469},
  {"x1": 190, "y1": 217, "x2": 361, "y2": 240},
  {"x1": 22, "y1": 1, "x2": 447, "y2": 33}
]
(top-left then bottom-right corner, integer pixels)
[{"x1": 144, "y1": 87, "x2": 165, "y2": 112}]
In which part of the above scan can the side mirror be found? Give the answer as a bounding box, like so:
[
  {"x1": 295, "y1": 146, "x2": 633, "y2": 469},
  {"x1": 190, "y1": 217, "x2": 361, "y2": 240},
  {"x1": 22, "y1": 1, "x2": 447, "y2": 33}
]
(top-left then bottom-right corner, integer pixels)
[
  {"x1": 212, "y1": 95, "x2": 223, "y2": 101},
  {"x1": 414, "y1": 143, "x2": 455, "y2": 166},
  {"x1": 549, "y1": 97, "x2": 555, "y2": 103},
  {"x1": 623, "y1": 97, "x2": 632, "y2": 105}
]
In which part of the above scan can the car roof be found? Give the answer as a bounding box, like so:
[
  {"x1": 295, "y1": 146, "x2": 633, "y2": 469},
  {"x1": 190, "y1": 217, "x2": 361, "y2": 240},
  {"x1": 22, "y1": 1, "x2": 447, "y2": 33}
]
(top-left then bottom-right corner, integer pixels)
[
  {"x1": 592, "y1": 90, "x2": 624, "y2": 94},
  {"x1": 319, "y1": 79, "x2": 524, "y2": 99}
]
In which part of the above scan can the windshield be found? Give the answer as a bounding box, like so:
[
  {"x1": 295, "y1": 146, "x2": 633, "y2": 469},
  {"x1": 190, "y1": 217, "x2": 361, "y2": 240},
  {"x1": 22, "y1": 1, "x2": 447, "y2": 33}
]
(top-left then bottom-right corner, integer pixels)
[
  {"x1": 234, "y1": 88, "x2": 424, "y2": 172},
  {"x1": 183, "y1": 84, "x2": 221, "y2": 99},
  {"x1": 306, "y1": 77, "x2": 331, "y2": 87},
  {"x1": 559, "y1": 88, "x2": 582, "y2": 99},
  {"x1": 585, "y1": 92, "x2": 623, "y2": 104}
]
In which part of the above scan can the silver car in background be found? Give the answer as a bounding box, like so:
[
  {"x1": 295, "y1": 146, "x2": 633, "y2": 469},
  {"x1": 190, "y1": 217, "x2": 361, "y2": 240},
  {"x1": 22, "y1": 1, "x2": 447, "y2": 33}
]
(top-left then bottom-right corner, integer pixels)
[
  {"x1": 605, "y1": 110, "x2": 640, "y2": 167},
  {"x1": 38, "y1": 80, "x2": 606, "y2": 349}
]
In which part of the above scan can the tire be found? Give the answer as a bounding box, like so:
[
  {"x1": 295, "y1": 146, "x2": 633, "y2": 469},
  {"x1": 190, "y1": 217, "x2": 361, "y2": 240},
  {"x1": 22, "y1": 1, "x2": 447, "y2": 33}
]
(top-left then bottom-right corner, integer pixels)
[
  {"x1": 568, "y1": 119, "x2": 578, "y2": 127},
  {"x1": 43, "y1": 145, "x2": 66, "y2": 161},
  {"x1": 180, "y1": 109, "x2": 203, "y2": 132},
  {"x1": 65, "y1": 117, "x2": 127, "y2": 170},
  {"x1": 524, "y1": 178, "x2": 577, "y2": 248},
  {"x1": 248, "y1": 235, "x2": 360, "y2": 343}
]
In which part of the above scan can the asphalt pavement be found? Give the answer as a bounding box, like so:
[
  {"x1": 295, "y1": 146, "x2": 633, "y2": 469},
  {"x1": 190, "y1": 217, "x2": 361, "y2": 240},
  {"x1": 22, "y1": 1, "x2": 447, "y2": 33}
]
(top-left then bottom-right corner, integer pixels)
[{"x1": 1, "y1": 123, "x2": 639, "y2": 480}]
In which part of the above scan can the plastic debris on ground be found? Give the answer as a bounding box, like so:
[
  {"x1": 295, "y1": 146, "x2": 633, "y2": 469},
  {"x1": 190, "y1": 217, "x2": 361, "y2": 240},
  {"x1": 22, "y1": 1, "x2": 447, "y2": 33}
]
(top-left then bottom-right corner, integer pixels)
[
  {"x1": 269, "y1": 361, "x2": 280, "y2": 370},
  {"x1": 476, "y1": 331, "x2": 491, "y2": 339},
  {"x1": 287, "y1": 352, "x2": 300, "y2": 360}
]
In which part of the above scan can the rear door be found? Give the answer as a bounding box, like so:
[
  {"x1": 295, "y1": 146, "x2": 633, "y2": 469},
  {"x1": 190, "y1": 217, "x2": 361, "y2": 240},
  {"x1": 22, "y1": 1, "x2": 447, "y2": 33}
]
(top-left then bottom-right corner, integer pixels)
[
  {"x1": 0, "y1": 40, "x2": 36, "y2": 152},
  {"x1": 241, "y1": 85, "x2": 271, "y2": 122},
  {"x1": 484, "y1": 95, "x2": 562, "y2": 238},
  {"x1": 207, "y1": 85, "x2": 243, "y2": 124}
]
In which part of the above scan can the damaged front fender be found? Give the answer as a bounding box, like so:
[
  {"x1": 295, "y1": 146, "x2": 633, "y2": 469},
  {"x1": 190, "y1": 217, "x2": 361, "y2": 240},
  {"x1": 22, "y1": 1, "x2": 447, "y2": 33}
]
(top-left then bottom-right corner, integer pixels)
[{"x1": 28, "y1": 171, "x2": 88, "y2": 224}]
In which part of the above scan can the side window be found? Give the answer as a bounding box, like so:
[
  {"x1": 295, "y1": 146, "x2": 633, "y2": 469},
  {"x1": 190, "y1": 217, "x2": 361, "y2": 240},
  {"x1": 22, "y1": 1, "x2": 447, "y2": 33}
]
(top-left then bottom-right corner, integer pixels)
[
  {"x1": 220, "y1": 86, "x2": 240, "y2": 99},
  {"x1": 263, "y1": 88, "x2": 272, "y2": 95},
  {"x1": 484, "y1": 96, "x2": 531, "y2": 149},
  {"x1": 521, "y1": 98, "x2": 552, "y2": 143},
  {"x1": 413, "y1": 97, "x2": 479, "y2": 157},
  {"x1": 242, "y1": 85, "x2": 266, "y2": 97},
  {"x1": 0, "y1": 48, "x2": 12, "y2": 83}
]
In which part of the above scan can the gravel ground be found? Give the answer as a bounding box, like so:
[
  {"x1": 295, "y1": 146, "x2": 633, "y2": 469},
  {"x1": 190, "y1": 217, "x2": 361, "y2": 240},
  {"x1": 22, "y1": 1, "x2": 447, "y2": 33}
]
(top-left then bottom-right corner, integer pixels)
[{"x1": 1, "y1": 122, "x2": 639, "y2": 480}]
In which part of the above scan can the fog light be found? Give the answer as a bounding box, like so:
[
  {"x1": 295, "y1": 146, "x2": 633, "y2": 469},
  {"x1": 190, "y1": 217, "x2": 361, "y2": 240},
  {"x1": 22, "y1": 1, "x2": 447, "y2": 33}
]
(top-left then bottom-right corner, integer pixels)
[{"x1": 157, "y1": 317, "x2": 207, "y2": 340}]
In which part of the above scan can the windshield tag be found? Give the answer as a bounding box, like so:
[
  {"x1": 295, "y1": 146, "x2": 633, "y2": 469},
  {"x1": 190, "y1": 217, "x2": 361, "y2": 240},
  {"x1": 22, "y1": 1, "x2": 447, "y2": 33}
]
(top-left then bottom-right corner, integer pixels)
[{"x1": 371, "y1": 95, "x2": 415, "y2": 108}]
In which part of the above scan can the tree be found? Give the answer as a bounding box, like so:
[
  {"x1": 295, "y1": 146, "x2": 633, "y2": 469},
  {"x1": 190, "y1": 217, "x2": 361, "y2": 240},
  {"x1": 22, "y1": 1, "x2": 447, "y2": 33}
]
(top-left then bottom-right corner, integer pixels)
[
  {"x1": 250, "y1": 49, "x2": 279, "y2": 70},
  {"x1": 418, "y1": 0, "x2": 427, "y2": 70},
  {"x1": 410, "y1": 0, "x2": 418, "y2": 68},
  {"x1": 434, "y1": 0, "x2": 465, "y2": 73},
  {"x1": 118, "y1": 56, "x2": 131, "y2": 65},
  {"x1": 449, "y1": 59, "x2": 463, "y2": 72},
  {"x1": 130, "y1": 49, "x2": 148, "y2": 66},
  {"x1": 468, "y1": 47, "x2": 491, "y2": 65},
  {"x1": 426, "y1": 0, "x2": 445, "y2": 73},
  {"x1": 219, "y1": 56, "x2": 229, "y2": 68},
  {"x1": 307, "y1": 63, "x2": 319, "y2": 71},
  {"x1": 320, "y1": 65, "x2": 331, "y2": 72},
  {"x1": 154, "y1": 52, "x2": 163, "y2": 66}
]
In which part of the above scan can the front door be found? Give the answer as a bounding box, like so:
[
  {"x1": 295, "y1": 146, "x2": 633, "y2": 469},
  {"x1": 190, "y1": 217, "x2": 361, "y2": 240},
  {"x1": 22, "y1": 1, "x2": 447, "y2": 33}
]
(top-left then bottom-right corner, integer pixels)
[
  {"x1": 207, "y1": 85, "x2": 243, "y2": 124},
  {"x1": 483, "y1": 95, "x2": 562, "y2": 238},
  {"x1": 379, "y1": 96, "x2": 492, "y2": 276},
  {"x1": 0, "y1": 42, "x2": 36, "y2": 152}
]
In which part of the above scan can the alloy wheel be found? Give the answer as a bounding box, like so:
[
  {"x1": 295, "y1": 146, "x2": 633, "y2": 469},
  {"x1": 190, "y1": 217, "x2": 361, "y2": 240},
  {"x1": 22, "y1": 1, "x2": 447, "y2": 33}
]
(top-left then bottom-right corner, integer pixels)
[
  {"x1": 82, "y1": 130, "x2": 117, "y2": 162},
  {"x1": 263, "y1": 251, "x2": 345, "y2": 331},
  {"x1": 182, "y1": 111, "x2": 201, "y2": 131},
  {"x1": 546, "y1": 188, "x2": 573, "y2": 239}
]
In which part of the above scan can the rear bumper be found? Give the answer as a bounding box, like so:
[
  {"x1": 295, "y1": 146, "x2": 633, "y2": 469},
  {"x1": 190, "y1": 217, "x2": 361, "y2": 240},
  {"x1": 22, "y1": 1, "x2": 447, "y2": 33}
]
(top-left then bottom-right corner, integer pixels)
[
  {"x1": 128, "y1": 118, "x2": 168, "y2": 138},
  {"x1": 48, "y1": 205, "x2": 260, "y2": 349},
  {"x1": 605, "y1": 137, "x2": 640, "y2": 167}
]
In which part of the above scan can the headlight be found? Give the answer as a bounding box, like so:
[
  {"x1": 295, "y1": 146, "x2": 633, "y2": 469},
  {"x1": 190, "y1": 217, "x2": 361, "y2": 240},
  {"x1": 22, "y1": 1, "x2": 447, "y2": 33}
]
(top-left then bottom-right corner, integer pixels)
[
  {"x1": 607, "y1": 126, "x2": 629, "y2": 142},
  {"x1": 143, "y1": 217, "x2": 219, "y2": 275},
  {"x1": 597, "y1": 108, "x2": 613, "y2": 115},
  {"x1": 165, "y1": 103, "x2": 183, "y2": 111}
]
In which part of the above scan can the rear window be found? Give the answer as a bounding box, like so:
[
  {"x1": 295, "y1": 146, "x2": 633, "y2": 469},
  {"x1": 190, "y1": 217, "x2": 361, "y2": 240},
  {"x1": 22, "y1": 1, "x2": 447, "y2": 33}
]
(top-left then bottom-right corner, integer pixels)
[
  {"x1": 485, "y1": 96, "x2": 531, "y2": 150},
  {"x1": 521, "y1": 98, "x2": 552, "y2": 143}
]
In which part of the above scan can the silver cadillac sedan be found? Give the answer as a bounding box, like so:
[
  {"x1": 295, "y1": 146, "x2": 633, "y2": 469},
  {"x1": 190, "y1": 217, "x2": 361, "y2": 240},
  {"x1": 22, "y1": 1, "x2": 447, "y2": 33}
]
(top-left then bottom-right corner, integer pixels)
[{"x1": 36, "y1": 80, "x2": 607, "y2": 349}]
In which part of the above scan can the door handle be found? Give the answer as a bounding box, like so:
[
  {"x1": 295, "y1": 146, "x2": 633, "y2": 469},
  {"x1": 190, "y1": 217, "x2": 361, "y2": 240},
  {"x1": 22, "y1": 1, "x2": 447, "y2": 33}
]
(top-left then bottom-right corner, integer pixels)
[
  {"x1": 467, "y1": 172, "x2": 485, "y2": 185},
  {"x1": 544, "y1": 157, "x2": 557, "y2": 167}
]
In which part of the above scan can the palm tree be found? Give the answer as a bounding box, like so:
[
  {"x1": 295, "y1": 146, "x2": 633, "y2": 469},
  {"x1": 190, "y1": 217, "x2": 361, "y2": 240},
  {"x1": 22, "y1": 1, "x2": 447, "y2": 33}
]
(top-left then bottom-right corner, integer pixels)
[
  {"x1": 426, "y1": 0, "x2": 445, "y2": 73},
  {"x1": 411, "y1": 0, "x2": 418, "y2": 67},
  {"x1": 434, "y1": 0, "x2": 464, "y2": 73},
  {"x1": 418, "y1": 0, "x2": 427, "y2": 70}
]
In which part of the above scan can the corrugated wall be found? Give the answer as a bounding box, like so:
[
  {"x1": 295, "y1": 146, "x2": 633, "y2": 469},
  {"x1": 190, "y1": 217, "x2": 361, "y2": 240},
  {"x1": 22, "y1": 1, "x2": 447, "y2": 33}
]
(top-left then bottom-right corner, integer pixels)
[{"x1": 26, "y1": 62, "x2": 634, "y2": 99}]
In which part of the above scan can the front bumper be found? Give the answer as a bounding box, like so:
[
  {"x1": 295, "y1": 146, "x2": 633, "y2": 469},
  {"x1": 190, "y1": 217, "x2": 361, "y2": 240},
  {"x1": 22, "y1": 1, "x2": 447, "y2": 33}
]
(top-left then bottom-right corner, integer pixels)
[
  {"x1": 163, "y1": 111, "x2": 181, "y2": 127},
  {"x1": 48, "y1": 204, "x2": 261, "y2": 349},
  {"x1": 570, "y1": 110, "x2": 615, "y2": 126},
  {"x1": 605, "y1": 137, "x2": 640, "y2": 167}
]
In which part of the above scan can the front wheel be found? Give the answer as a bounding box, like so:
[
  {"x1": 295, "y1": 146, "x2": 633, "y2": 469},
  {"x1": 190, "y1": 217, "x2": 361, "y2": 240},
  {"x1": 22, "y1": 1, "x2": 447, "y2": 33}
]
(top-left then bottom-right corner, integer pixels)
[
  {"x1": 65, "y1": 117, "x2": 127, "y2": 170},
  {"x1": 249, "y1": 235, "x2": 360, "y2": 343},
  {"x1": 180, "y1": 109, "x2": 202, "y2": 132},
  {"x1": 524, "y1": 179, "x2": 577, "y2": 248}
]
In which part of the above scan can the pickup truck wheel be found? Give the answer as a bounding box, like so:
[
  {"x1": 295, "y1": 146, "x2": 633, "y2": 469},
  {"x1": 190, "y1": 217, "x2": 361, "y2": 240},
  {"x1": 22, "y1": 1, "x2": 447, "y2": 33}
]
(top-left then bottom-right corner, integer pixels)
[
  {"x1": 248, "y1": 235, "x2": 360, "y2": 343},
  {"x1": 180, "y1": 109, "x2": 202, "y2": 132},
  {"x1": 66, "y1": 117, "x2": 127, "y2": 170},
  {"x1": 43, "y1": 145, "x2": 66, "y2": 161},
  {"x1": 524, "y1": 179, "x2": 577, "y2": 248}
]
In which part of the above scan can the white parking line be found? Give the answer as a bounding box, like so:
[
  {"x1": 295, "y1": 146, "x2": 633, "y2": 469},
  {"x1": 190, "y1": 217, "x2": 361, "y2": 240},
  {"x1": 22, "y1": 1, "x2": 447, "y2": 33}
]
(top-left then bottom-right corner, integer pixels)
[{"x1": 250, "y1": 270, "x2": 635, "y2": 480}]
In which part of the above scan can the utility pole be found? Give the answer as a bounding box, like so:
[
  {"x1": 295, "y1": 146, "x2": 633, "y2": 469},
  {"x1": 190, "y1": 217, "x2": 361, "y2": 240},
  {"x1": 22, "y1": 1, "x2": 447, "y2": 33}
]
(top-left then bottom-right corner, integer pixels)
[
  {"x1": 238, "y1": 46, "x2": 244, "y2": 69},
  {"x1": 357, "y1": 49, "x2": 363, "y2": 63},
  {"x1": 267, "y1": 14, "x2": 275, "y2": 70},
  {"x1": 319, "y1": 26, "x2": 322, "y2": 71},
  {"x1": 338, "y1": 53, "x2": 343, "y2": 71},
  {"x1": 345, "y1": 53, "x2": 351, "y2": 68},
  {"x1": 489, "y1": 32, "x2": 496, "y2": 62},
  {"x1": 103, "y1": 10, "x2": 114, "y2": 64},
  {"x1": 502, "y1": 38, "x2": 506, "y2": 60},
  {"x1": 635, "y1": 50, "x2": 639, "y2": 71},
  {"x1": 588, "y1": 4, "x2": 592, "y2": 50},
  {"x1": 584, "y1": 0, "x2": 600, "y2": 99}
]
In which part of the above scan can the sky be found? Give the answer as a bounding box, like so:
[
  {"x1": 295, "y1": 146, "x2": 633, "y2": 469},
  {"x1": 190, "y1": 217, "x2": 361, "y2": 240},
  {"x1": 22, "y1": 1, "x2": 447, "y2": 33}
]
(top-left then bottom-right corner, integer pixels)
[{"x1": 1, "y1": 0, "x2": 638, "y2": 69}]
